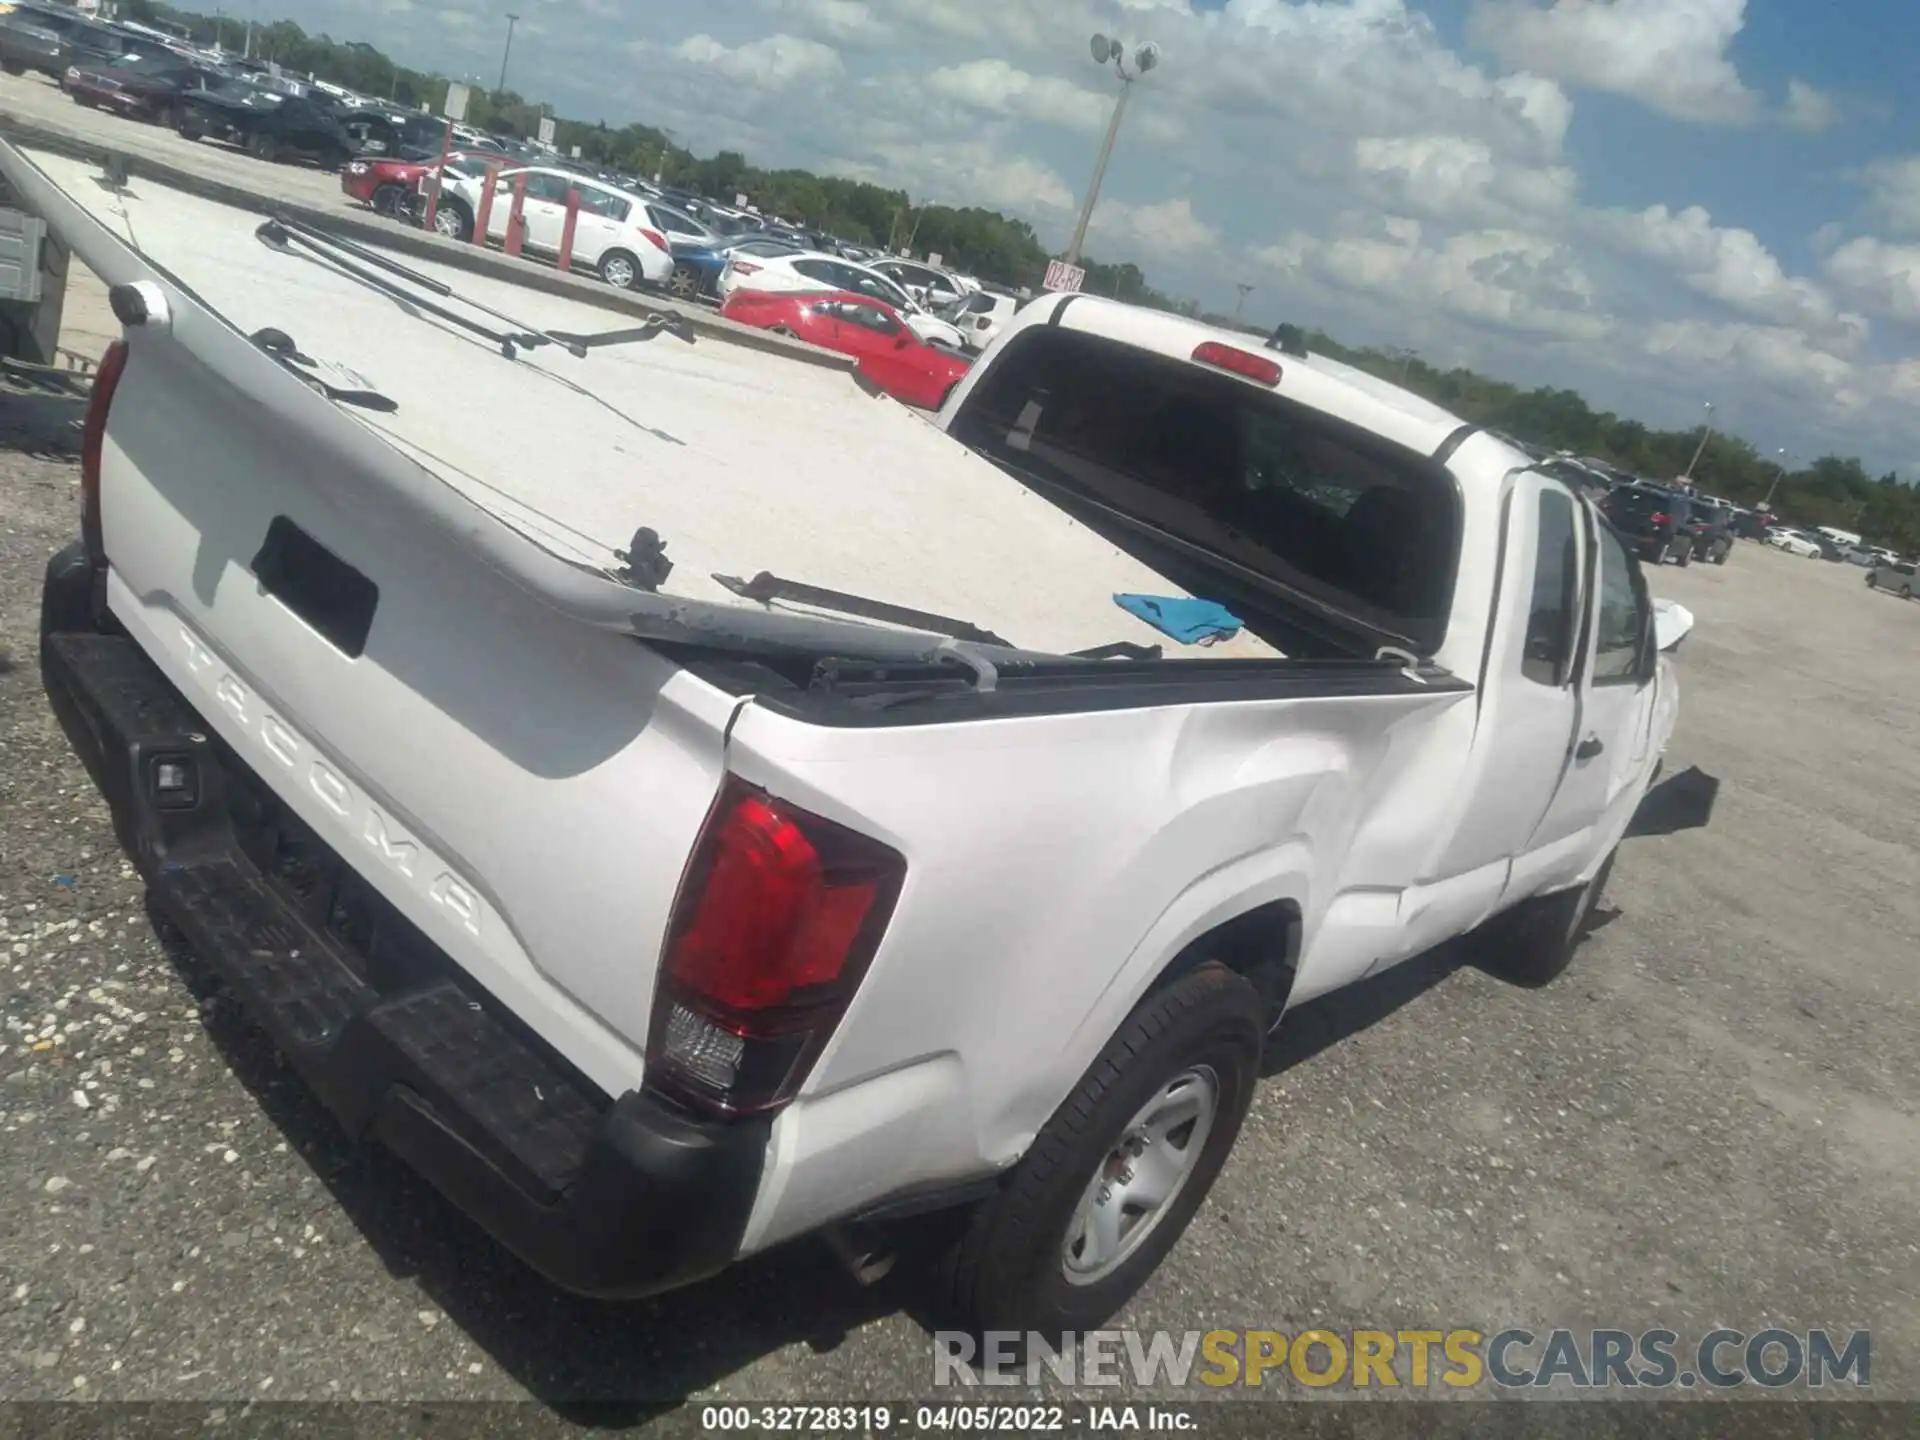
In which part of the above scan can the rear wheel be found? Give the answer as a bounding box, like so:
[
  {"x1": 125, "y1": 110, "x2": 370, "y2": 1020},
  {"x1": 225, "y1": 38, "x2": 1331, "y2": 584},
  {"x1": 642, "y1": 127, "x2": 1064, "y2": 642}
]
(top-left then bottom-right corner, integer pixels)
[
  {"x1": 598, "y1": 249, "x2": 641, "y2": 289},
  {"x1": 3, "y1": 59, "x2": 27, "y2": 76},
  {"x1": 936, "y1": 962, "x2": 1263, "y2": 1339},
  {"x1": 369, "y1": 183, "x2": 406, "y2": 217},
  {"x1": 1674, "y1": 542, "x2": 1692, "y2": 567},
  {"x1": 1867, "y1": 572, "x2": 1879, "y2": 588},
  {"x1": 667, "y1": 262, "x2": 702, "y2": 299},
  {"x1": 1478, "y1": 850, "x2": 1616, "y2": 988},
  {"x1": 247, "y1": 132, "x2": 278, "y2": 163}
]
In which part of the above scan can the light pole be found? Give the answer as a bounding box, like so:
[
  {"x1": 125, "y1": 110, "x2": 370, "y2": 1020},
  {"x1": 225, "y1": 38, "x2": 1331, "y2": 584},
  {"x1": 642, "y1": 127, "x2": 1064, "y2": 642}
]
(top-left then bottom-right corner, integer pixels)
[
  {"x1": 497, "y1": 13, "x2": 519, "y2": 96},
  {"x1": 1064, "y1": 33, "x2": 1161, "y2": 268},
  {"x1": 653, "y1": 128, "x2": 675, "y2": 186},
  {"x1": 1233, "y1": 282, "x2": 1254, "y2": 321},
  {"x1": 1682, "y1": 400, "x2": 1715, "y2": 480},
  {"x1": 1762, "y1": 448, "x2": 1791, "y2": 509}
]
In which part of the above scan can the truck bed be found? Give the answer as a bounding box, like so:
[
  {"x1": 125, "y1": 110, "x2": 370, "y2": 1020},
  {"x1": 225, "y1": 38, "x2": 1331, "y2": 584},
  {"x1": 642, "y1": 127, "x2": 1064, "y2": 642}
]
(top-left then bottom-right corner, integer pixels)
[{"x1": 17, "y1": 145, "x2": 1282, "y2": 663}]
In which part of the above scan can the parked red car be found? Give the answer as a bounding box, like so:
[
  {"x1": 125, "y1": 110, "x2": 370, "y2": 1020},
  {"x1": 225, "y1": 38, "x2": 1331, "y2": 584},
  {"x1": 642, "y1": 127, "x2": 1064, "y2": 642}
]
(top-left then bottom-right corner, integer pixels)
[
  {"x1": 720, "y1": 289, "x2": 971, "y2": 410},
  {"x1": 341, "y1": 151, "x2": 495, "y2": 216},
  {"x1": 66, "y1": 53, "x2": 218, "y2": 125}
]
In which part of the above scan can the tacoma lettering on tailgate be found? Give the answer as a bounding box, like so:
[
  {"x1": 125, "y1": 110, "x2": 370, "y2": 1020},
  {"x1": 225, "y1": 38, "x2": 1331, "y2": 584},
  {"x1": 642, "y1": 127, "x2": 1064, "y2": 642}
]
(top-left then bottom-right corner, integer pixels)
[{"x1": 175, "y1": 620, "x2": 486, "y2": 936}]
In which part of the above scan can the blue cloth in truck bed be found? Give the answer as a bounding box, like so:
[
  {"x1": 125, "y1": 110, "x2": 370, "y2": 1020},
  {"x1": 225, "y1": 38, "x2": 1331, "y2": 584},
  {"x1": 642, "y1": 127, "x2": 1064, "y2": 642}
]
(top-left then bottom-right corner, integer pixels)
[{"x1": 1112, "y1": 594, "x2": 1244, "y2": 646}]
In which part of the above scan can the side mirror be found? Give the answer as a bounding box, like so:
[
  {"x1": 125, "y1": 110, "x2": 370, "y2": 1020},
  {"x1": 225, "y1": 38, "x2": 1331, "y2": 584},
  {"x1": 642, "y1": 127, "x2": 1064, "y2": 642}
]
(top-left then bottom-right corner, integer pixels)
[{"x1": 1653, "y1": 599, "x2": 1695, "y2": 653}]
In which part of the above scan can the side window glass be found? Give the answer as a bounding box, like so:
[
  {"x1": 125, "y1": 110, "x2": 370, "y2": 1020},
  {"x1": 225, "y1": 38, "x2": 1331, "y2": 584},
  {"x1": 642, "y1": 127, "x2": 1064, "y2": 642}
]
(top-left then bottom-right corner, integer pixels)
[
  {"x1": 1593, "y1": 524, "x2": 1649, "y2": 683},
  {"x1": 792, "y1": 259, "x2": 835, "y2": 284},
  {"x1": 1523, "y1": 486, "x2": 1579, "y2": 686}
]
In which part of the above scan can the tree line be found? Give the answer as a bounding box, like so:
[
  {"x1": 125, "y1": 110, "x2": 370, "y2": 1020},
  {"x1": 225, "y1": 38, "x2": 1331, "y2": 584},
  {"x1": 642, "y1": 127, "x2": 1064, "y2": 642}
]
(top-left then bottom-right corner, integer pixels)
[{"x1": 111, "y1": 1, "x2": 1918, "y2": 553}]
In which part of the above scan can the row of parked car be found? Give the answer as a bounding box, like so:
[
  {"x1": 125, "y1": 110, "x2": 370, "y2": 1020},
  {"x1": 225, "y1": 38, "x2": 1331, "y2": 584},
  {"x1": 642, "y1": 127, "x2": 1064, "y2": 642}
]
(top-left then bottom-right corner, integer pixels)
[{"x1": 333, "y1": 150, "x2": 1029, "y2": 410}]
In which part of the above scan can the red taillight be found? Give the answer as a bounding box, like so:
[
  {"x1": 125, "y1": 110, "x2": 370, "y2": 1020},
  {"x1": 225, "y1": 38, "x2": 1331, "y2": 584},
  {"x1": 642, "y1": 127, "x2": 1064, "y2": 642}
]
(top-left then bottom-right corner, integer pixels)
[
  {"x1": 648, "y1": 779, "x2": 905, "y2": 1115},
  {"x1": 1649, "y1": 512, "x2": 1670, "y2": 526},
  {"x1": 1192, "y1": 341, "x2": 1281, "y2": 386},
  {"x1": 80, "y1": 339, "x2": 130, "y2": 568},
  {"x1": 729, "y1": 258, "x2": 761, "y2": 276},
  {"x1": 638, "y1": 226, "x2": 668, "y2": 254}
]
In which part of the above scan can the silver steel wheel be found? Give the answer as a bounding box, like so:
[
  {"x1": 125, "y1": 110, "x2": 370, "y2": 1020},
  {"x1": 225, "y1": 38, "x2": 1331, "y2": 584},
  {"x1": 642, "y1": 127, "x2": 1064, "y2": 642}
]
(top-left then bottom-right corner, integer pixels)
[
  {"x1": 1063, "y1": 1065, "x2": 1218, "y2": 1286},
  {"x1": 601, "y1": 254, "x2": 636, "y2": 288},
  {"x1": 668, "y1": 264, "x2": 699, "y2": 298},
  {"x1": 432, "y1": 207, "x2": 464, "y2": 239}
]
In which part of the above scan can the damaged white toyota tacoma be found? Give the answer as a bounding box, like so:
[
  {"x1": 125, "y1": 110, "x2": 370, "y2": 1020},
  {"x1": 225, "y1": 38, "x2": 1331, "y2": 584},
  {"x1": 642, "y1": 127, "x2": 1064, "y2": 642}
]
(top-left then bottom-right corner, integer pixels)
[{"x1": 12, "y1": 139, "x2": 1685, "y2": 1336}]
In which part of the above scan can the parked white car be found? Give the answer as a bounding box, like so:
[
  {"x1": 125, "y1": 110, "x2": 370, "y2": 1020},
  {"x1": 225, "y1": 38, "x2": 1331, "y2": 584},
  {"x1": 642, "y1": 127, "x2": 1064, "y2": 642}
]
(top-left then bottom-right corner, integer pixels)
[
  {"x1": 867, "y1": 256, "x2": 971, "y2": 309},
  {"x1": 429, "y1": 165, "x2": 673, "y2": 291},
  {"x1": 947, "y1": 289, "x2": 1022, "y2": 353},
  {"x1": 715, "y1": 249, "x2": 967, "y2": 348},
  {"x1": 1768, "y1": 528, "x2": 1823, "y2": 558}
]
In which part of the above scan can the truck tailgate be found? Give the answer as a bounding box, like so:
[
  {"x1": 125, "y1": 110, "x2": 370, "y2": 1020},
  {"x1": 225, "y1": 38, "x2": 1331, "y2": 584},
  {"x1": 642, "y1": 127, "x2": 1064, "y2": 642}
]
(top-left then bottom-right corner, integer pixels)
[{"x1": 8, "y1": 157, "x2": 756, "y2": 1097}]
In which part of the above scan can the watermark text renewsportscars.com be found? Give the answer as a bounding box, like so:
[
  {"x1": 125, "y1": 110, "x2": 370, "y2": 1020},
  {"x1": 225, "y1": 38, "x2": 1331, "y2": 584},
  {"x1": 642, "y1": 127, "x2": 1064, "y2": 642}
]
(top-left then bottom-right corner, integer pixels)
[{"x1": 933, "y1": 1327, "x2": 1871, "y2": 1391}]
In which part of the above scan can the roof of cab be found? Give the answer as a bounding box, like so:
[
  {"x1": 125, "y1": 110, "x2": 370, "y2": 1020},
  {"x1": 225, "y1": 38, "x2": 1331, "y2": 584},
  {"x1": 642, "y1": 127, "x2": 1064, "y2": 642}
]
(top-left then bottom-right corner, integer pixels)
[{"x1": 1020, "y1": 293, "x2": 1477, "y2": 461}]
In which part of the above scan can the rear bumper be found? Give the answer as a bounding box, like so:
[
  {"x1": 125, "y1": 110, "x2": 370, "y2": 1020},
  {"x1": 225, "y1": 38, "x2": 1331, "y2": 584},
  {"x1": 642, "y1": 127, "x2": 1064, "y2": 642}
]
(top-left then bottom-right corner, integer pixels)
[{"x1": 39, "y1": 543, "x2": 767, "y2": 1298}]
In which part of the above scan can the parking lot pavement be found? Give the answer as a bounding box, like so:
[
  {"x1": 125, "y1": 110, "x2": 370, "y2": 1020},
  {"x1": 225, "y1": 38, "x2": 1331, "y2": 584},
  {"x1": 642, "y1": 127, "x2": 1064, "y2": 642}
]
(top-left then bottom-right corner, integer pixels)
[
  {"x1": 1, "y1": 427, "x2": 1915, "y2": 1417},
  {"x1": 1, "y1": 70, "x2": 361, "y2": 215}
]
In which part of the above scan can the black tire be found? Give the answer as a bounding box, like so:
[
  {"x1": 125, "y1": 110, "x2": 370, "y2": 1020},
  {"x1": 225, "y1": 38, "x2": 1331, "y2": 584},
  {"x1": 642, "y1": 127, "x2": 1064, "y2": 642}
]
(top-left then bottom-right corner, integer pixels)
[
  {"x1": 247, "y1": 132, "x2": 278, "y2": 163},
  {"x1": 667, "y1": 262, "x2": 702, "y2": 299},
  {"x1": 598, "y1": 248, "x2": 642, "y2": 290},
  {"x1": 1867, "y1": 573, "x2": 1879, "y2": 588},
  {"x1": 1713, "y1": 544, "x2": 1729, "y2": 565},
  {"x1": 2, "y1": 59, "x2": 27, "y2": 76},
  {"x1": 1478, "y1": 850, "x2": 1616, "y2": 988},
  {"x1": 937, "y1": 962, "x2": 1263, "y2": 1340},
  {"x1": 431, "y1": 200, "x2": 473, "y2": 242},
  {"x1": 369, "y1": 183, "x2": 406, "y2": 217},
  {"x1": 1674, "y1": 543, "x2": 1692, "y2": 568}
]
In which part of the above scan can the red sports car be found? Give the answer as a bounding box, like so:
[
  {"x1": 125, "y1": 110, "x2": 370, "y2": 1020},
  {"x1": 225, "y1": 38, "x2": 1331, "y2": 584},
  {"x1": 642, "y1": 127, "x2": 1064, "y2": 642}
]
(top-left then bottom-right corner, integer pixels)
[
  {"x1": 720, "y1": 289, "x2": 972, "y2": 410},
  {"x1": 341, "y1": 151, "x2": 496, "y2": 216}
]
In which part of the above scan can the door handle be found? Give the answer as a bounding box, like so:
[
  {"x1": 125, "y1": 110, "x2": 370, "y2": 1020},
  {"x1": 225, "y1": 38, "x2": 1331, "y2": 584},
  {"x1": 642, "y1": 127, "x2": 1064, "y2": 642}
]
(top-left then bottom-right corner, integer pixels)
[{"x1": 1575, "y1": 735, "x2": 1604, "y2": 760}]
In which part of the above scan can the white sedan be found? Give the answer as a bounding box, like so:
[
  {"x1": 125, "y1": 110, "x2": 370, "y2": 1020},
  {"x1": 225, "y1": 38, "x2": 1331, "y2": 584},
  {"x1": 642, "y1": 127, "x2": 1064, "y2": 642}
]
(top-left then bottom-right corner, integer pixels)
[
  {"x1": 428, "y1": 165, "x2": 674, "y2": 291},
  {"x1": 1767, "y1": 528, "x2": 1823, "y2": 558},
  {"x1": 714, "y1": 249, "x2": 967, "y2": 348}
]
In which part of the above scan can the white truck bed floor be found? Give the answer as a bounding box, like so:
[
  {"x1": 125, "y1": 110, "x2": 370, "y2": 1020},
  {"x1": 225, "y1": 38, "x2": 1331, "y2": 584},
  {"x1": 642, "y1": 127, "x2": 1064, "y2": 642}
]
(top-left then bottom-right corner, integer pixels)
[{"x1": 27, "y1": 148, "x2": 1281, "y2": 662}]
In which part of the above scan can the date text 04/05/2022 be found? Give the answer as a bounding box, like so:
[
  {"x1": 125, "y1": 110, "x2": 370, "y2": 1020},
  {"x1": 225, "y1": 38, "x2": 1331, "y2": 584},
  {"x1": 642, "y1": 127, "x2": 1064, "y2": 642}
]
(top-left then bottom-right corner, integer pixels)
[{"x1": 699, "y1": 1404, "x2": 1197, "y2": 1432}]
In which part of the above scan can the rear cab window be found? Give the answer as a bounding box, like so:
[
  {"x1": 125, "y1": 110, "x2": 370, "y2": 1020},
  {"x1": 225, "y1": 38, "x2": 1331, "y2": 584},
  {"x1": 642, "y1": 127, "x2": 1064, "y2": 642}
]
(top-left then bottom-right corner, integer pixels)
[{"x1": 948, "y1": 325, "x2": 1463, "y2": 657}]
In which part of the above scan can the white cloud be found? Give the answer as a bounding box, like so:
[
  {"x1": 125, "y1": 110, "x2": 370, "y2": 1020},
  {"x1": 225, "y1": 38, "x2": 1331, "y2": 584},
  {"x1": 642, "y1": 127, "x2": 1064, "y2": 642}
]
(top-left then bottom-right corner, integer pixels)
[
  {"x1": 1598, "y1": 204, "x2": 1865, "y2": 345},
  {"x1": 925, "y1": 59, "x2": 1108, "y2": 132},
  {"x1": 1467, "y1": 0, "x2": 1762, "y2": 125},
  {"x1": 1824, "y1": 237, "x2": 1920, "y2": 324},
  {"x1": 1089, "y1": 197, "x2": 1220, "y2": 256},
  {"x1": 1353, "y1": 133, "x2": 1576, "y2": 223},
  {"x1": 862, "y1": 138, "x2": 1077, "y2": 212},
  {"x1": 1852, "y1": 156, "x2": 1920, "y2": 237},
  {"x1": 758, "y1": 0, "x2": 892, "y2": 45},
  {"x1": 667, "y1": 33, "x2": 844, "y2": 88},
  {"x1": 1257, "y1": 218, "x2": 1611, "y2": 340},
  {"x1": 1783, "y1": 79, "x2": 1839, "y2": 134},
  {"x1": 1642, "y1": 319, "x2": 1861, "y2": 409}
]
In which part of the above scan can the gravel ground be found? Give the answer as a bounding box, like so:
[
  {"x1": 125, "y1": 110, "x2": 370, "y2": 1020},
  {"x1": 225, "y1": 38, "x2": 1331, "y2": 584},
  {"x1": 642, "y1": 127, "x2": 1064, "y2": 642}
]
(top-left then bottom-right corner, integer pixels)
[{"x1": 2, "y1": 424, "x2": 1917, "y2": 1427}]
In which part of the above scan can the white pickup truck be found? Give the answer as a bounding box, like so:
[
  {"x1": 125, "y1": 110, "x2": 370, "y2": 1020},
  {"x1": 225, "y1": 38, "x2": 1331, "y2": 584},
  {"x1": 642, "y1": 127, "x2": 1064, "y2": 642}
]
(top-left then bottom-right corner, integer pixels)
[{"x1": 11, "y1": 140, "x2": 1687, "y2": 1337}]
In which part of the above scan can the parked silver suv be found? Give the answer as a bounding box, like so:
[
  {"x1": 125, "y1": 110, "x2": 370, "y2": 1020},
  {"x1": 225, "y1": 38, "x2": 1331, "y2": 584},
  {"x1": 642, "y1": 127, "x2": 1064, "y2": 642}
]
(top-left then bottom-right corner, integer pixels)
[{"x1": 1866, "y1": 560, "x2": 1917, "y2": 598}]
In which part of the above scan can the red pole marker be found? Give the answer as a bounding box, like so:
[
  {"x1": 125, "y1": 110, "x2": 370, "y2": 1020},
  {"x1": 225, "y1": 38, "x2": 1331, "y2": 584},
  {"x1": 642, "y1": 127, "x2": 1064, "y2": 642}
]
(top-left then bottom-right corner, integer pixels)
[
  {"x1": 473, "y1": 160, "x2": 502, "y2": 246},
  {"x1": 557, "y1": 187, "x2": 581, "y2": 274},
  {"x1": 422, "y1": 117, "x2": 452, "y2": 232},
  {"x1": 504, "y1": 172, "x2": 529, "y2": 257}
]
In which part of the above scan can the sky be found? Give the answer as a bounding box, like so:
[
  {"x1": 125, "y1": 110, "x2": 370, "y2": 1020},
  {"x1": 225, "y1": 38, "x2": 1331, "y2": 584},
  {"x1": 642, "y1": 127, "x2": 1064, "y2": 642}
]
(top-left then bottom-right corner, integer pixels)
[{"x1": 282, "y1": 0, "x2": 1920, "y2": 475}]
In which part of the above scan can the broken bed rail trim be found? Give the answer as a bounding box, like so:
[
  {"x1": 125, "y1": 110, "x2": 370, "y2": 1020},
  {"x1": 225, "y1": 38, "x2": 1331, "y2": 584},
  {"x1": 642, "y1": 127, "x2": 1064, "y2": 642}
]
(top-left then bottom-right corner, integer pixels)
[
  {"x1": 0, "y1": 108, "x2": 844, "y2": 369},
  {"x1": 0, "y1": 137, "x2": 1100, "y2": 676}
]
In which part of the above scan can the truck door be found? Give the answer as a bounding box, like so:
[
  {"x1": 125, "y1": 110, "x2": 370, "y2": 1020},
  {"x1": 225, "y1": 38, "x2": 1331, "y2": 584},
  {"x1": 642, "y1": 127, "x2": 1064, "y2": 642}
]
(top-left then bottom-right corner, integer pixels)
[
  {"x1": 1513, "y1": 512, "x2": 1658, "y2": 891},
  {"x1": 1430, "y1": 473, "x2": 1587, "y2": 887}
]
